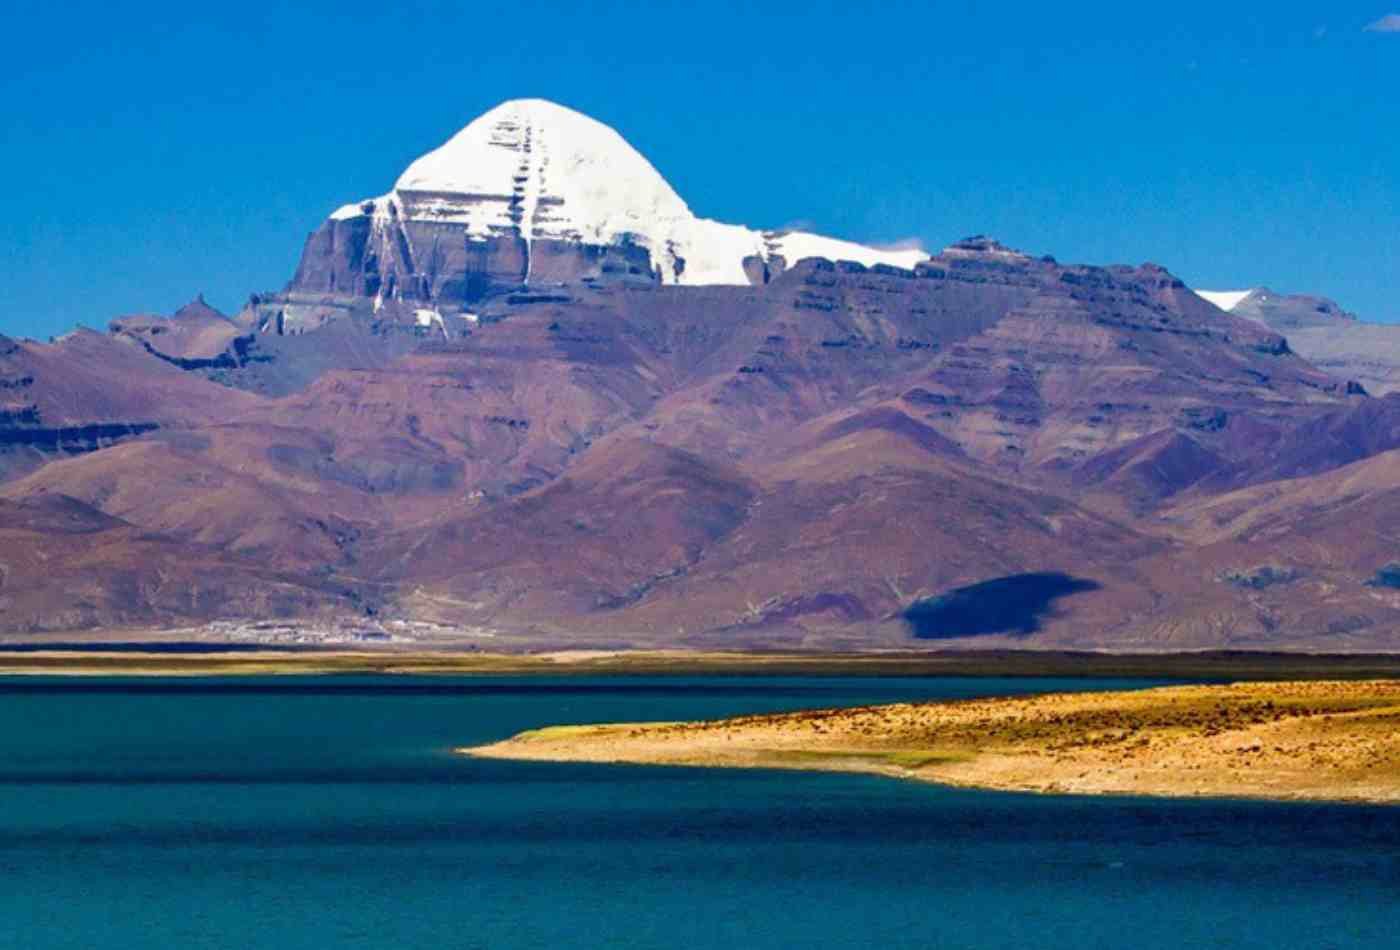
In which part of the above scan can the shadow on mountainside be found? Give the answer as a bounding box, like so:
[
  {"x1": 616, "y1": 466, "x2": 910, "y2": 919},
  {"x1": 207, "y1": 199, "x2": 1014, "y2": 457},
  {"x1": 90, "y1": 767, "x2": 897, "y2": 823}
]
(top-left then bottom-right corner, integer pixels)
[{"x1": 903, "y1": 573, "x2": 1101, "y2": 639}]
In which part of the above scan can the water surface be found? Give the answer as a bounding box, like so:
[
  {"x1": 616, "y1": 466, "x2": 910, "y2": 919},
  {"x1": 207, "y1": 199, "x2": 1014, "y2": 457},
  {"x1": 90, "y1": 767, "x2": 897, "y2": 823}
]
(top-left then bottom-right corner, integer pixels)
[{"x1": 1, "y1": 675, "x2": 1396, "y2": 949}]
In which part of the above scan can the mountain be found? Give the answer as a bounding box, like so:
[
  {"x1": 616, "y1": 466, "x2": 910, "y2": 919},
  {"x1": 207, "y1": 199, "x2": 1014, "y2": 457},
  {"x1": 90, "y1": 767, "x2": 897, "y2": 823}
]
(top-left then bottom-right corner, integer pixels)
[
  {"x1": 1196, "y1": 286, "x2": 1400, "y2": 395},
  {"x1": 109, "y1": 294, "x2": 242, "y2": 362},
  {"x1": 1196, "y1": 287, "x2": 1358, "y2": 330},
  {"x1": 268, "y1": 98, "x2": 926, "y2": 338},
  {"x1": 4, "y1": 98, "x2": 1400, "y2": 649}
]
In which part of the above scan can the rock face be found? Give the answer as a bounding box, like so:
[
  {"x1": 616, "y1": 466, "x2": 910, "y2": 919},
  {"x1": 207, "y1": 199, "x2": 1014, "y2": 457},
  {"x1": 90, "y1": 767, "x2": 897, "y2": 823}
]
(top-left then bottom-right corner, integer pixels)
[{"x1": 10, "y1": 98, "x2": 1400, "y2": 648}]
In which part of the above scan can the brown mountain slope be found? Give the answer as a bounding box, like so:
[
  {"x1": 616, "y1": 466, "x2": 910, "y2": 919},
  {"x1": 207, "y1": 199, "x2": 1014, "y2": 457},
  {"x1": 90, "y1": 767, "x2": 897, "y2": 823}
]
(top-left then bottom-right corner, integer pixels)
[
  {"x1": 375, "y1": 412, "x2": 1165, "y2": 648},
  {"x1": 0, "y1": 328, "x2": 264, "y2": 482},
  {"x1": 0, "y1": 426, "x2": 391, "y2": 570},
  {"x1": 240, "y1": 302, "x2": 673, "y2": 498},
  {"x1": 0, "y1": 329, "x2": 259, "y2": 427},
  {"x1": 0, "y1": 495, "x2": 354, "y2": 633},
  {"x1": 1118, "y1": 450, "x2": 1400, "y2": 649},
  {"x1": 379, "y1": 437, "x2": 757, "y2": 630}
]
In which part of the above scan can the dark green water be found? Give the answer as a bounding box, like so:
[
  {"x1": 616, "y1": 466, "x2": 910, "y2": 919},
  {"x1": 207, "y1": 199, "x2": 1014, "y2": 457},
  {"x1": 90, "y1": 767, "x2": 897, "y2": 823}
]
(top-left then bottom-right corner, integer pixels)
[{"x1": 1, "y1": 675, "x2": 1397, "y2": 949}]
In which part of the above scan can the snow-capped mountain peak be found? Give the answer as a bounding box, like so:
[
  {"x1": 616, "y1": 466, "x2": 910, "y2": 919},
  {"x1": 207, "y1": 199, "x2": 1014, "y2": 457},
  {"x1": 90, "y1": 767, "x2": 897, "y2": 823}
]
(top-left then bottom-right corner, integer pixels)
[
  {"x1": 329, "y1": 98, "x2": 926, "y2": 287},
  {"x1": 391, "y1": 99, "x2": 694, "y2": 253}
]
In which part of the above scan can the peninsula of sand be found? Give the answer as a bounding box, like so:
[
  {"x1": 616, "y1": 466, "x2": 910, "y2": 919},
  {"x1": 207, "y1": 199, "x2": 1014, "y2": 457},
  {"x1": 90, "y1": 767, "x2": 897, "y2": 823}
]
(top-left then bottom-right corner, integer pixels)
[{"x1": 466, "y1": 681, "x2": 1400, "y2": 804}]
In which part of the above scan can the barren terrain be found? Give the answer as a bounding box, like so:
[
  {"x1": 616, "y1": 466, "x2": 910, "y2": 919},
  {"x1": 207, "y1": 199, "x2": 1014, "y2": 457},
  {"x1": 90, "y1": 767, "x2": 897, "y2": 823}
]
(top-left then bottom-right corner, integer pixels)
[{"x1": 469, "y1": 680, "x2": 1400, "y2": 803}]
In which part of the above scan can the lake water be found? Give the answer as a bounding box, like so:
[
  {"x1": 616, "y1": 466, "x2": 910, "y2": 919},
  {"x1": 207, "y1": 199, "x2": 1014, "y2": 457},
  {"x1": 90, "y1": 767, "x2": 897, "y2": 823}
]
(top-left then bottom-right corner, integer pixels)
[{"x1": 1, "y1": 675, "x2": 1397, "y2": 950}]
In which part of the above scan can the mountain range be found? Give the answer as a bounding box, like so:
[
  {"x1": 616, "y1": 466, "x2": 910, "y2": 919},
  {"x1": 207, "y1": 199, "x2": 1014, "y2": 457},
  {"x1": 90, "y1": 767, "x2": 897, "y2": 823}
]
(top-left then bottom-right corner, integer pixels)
[{"x1": 4, "y1": 98, "x2": 1400, "y2": 651}]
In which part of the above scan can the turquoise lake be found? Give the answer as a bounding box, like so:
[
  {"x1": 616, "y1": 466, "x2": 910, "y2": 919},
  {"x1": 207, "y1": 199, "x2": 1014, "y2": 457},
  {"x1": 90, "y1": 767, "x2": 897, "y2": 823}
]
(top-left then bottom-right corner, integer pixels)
[{"x1": 1, "y1": 675, "x2": 1397, "y2": 949}]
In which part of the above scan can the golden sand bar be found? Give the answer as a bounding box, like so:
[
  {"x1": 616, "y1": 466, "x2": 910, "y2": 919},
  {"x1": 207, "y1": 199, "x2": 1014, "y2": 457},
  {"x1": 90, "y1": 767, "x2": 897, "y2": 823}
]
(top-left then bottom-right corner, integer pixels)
[{"x1": 466, "y1": 681, "x2": 1400, "y2": 804}]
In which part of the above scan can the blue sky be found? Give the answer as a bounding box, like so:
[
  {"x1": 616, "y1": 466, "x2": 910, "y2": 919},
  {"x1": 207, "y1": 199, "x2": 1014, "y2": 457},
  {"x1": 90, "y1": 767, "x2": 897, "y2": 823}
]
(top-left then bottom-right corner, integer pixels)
[{"x1": 2, "y1": 0, "x2": 1397, "y2": 339}]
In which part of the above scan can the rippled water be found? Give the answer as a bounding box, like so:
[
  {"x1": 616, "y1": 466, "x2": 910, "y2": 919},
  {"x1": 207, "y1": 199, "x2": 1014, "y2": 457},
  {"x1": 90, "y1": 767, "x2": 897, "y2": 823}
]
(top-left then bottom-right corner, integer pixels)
[{"x1": 0, "y1": 675, "x2": 1396, "y2": 950}]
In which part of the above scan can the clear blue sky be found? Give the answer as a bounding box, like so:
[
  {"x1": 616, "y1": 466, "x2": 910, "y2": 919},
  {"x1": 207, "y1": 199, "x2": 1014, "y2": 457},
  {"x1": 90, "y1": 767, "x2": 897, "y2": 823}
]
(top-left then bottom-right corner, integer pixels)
[{"x1": 3, "y1": 0, "x2": 1397, "y2": 339}]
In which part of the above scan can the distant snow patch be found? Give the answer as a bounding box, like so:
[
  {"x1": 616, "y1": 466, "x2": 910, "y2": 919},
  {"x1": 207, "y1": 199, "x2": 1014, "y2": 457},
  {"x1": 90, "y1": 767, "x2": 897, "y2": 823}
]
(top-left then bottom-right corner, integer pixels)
[{"x1": 1195, "y1": 289, "x2": 1255, "y2": 312}]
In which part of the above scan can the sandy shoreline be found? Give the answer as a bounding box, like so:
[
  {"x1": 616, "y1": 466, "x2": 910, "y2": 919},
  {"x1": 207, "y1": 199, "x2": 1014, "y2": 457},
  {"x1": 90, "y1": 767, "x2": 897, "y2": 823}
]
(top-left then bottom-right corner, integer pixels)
[{"x1": 466, "y1": 680, "x2": 1400, "y2": 804}]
